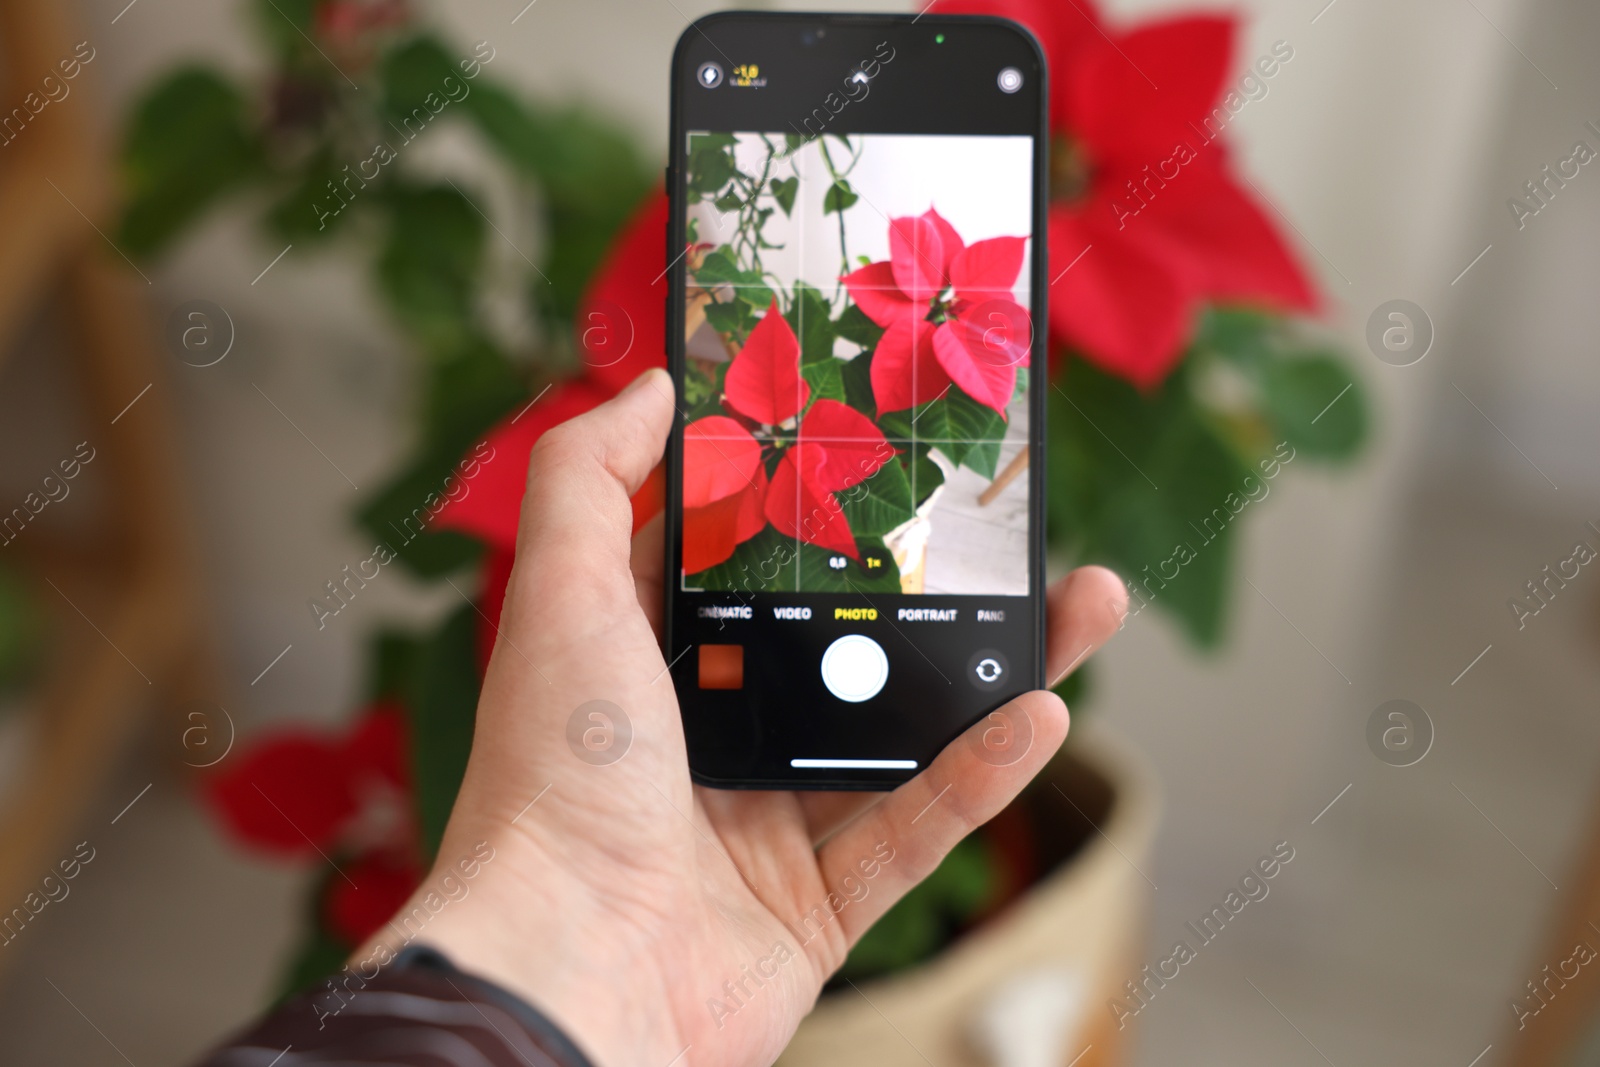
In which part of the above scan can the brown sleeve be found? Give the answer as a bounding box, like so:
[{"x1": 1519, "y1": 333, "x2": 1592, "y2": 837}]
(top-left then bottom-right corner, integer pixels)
[{"x1": 193, "y1": 946, "x2": 597, "y2": 1067}]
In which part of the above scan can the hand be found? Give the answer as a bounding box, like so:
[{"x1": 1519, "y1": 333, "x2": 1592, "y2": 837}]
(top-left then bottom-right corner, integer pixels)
[{"x1": 362, "y1": 368, "x2": 1128, "y2": 1067}]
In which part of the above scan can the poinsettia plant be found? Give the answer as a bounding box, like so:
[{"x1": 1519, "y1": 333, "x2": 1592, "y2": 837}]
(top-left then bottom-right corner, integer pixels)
[{"x1": 122, "y1": 0, "x2": 1367, "y2": 991}]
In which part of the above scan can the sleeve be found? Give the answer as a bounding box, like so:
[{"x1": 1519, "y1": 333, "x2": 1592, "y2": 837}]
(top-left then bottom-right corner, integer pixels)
[{"x1": 192, "y1": 945, "x2": 598, "y2": 1067}]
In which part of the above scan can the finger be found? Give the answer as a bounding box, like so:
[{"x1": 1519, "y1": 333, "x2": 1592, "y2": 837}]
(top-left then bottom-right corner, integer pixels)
[
  {"x1": 514, "y1": 367, "x2": 675, "y2": 577},
  {"x1": 807, "y1": 689, "x2": 1068, "y2": 962},
  {"x1": 631, "y1": 511, "x2": 665, "y2": 640},
  {"x1": 798, "y1": 791, "x2": 885, "y2": 847},
  {"x1": 1045, "y1": 565, "x2": 1128, "y2": 688}
]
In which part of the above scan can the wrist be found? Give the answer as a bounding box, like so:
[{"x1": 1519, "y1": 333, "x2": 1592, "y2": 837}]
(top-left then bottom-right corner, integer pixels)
[{"x1": 355, "y1": 831, "x2": 684, "y2": 1067}]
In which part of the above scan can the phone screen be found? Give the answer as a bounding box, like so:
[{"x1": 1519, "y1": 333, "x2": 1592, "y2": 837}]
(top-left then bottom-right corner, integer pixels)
[{"x1": 667, "y1": 15, "x2": 1047, "y2": 788}]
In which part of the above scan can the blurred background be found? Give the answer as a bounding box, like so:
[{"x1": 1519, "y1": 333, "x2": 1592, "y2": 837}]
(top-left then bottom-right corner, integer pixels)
[{"x1": 0, "y1": 0, "x2": 1597, "y2": 1065}]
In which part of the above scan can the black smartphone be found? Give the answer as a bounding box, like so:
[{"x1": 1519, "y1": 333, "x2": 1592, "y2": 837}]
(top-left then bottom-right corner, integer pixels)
[{"x1": 664, "y1": 11, "x2": 1048, "y2": 790}]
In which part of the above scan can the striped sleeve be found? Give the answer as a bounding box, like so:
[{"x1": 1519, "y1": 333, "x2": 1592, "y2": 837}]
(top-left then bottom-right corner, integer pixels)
[{"x1": 195, "y1": 946, "x2": 597, "y2": 1067}]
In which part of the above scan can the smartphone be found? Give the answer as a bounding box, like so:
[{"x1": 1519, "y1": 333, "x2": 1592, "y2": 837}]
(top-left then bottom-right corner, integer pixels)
[{"x1": 664, "y1": 11, "x2": 1048, "y2": 789}]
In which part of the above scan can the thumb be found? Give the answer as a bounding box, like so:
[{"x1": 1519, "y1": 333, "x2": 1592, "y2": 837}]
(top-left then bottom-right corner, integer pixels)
[{"x1": 514, "y1": 368, "x2": 675, "y2": 578}]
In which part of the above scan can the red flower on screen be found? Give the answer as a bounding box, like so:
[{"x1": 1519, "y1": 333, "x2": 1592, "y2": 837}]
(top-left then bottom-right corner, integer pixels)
[
  {"x1": 682, "y1": 306, "x2": 893, "y2": 572},
  {"x1": 841, "y1": 208, "x2": 1029, "y2": 416},
  {"x1": 931, "y1": 0, "x2": 1318, "y2": 386},
  {"x1": 764, "y1": 399, "x2": 891, "y2": 561},
  {"x1": 683, "y1": 416, "x2": 769, "y2": 573},
  {"x1": 722, "y1": 299, "x2": 811, "y2": 425}
]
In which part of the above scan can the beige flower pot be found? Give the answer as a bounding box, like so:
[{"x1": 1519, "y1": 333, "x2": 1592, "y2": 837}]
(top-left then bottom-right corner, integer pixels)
[{"x1": 780, "y1": 726, "x2": 1160, "y2": 1067}]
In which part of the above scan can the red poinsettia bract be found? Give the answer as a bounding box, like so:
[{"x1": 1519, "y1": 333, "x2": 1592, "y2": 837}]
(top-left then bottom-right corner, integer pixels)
[
  {"x1": 683, "y1": 416, "x2": 769, "y2": 573},
  {"x1": 765, "y1": 399, "x2": 892, "y2": 561},
  {"x1": 842, "y1": 207, "x2": 1029, "y2": 415},
  {"x1": 722, "y1": 300, "x2": 811, "y2": 425},
  {"x1": 205, "y1": 702, "x2": 423, "y2": 945},
  {"x1": 682, "y1": 305, "x2": 892, "y2": 573},
  {"x1": 932, "y1": 0, "x2": 1317, "y2": 386}
]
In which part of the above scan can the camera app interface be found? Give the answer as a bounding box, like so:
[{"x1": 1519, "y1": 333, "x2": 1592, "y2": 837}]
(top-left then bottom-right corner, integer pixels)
[{"x1": 679, "y1": 131, "x2": 1034, "y2": 596}]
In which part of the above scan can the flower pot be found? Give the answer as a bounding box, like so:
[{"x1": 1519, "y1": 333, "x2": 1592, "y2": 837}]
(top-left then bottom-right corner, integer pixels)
[{"x1": 779, "y1": 726, "x2": 1160, "y2": 1067}]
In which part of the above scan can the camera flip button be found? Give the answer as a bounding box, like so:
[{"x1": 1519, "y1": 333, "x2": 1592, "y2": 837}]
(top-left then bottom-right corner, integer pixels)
[
  {"x1": 967, "y1": 649, "x2": 1010, "y2": 692},
  {"x1": 820, "y1": 635, "x2": 889, "y2": 703}
]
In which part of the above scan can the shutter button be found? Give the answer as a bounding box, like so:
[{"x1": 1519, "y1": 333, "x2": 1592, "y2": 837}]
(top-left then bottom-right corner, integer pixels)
[{"x1": 820, "y1": 635, "x2": 889, "y2": 703}]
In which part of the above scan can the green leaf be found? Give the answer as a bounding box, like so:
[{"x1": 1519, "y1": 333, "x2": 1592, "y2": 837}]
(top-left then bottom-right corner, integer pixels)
[
  {"x1": 457, "y1": 85, "x2": 652, "y2": 324},
  {"x1": 836, "y1": 304, "x2": 885, "y2": 349},
  {"x1": 732, "y1": 282, "x2": 775, "y2": 311},
  {"x1": 1194, "y1": 306, "x2": 1277, "y2": 370},
  {"x1": 1048, "y1": 358, "x2": 1252, "y2": 646},
  {"x1": 264, "y1": 150, "x2": 353, "y2": 243},
  {"x1": 375, "y1": 184, "x2": 486, "y2": 351},
  {"x1": 944, "y1": 387, "x2": 1006, "y2": 476},
  {"x1": 418, "y1": 340, "x2": 526, "y2": 449},
  {"x1": 357, "y1": 459, "x2": 484, "y2": 578},
  {"x1": 784, "y1": 283, "x2": 836, "y2": 365},
  {"x1": 800, "y1": 359, "x2": 846, "y2": 403},
  {"x1": 840, "y1": 351, "x2": 876, "y2": 418},
  {"x1": 907, "y1": 445, "x2": 945, "y2": 508},
  {"x1": 963, "y1": 439, "x2": 1001, "y2": 480},
  {"x1": 946, "y1": 387, "x2": 1006, "y2": 443},
  {"x1": 693, "y1": 247, "x2": 743, "y2": 286},
  {"x1": 770, "y1": 176, "x2": 798, "y2": 216},
  {"x1": 822, "y1": 178, "x2": 859, "y2": 215},
  {"x1": 366, "y1": 628, "x2": 423, "y2": 703},
  {"x1": 838, "y1": 461, "x2": 914, "y2": 537},
  {"x1": 878, "y1": 398, "x2": 939, "y2": 441},
  {"x1": 1261, "y1": 355, "x2": 1367, "y2": 461},
  {"x1": 688, "y1": 138, "x2": 736, "y2": 195},
  {"x1": 404, "y1": 604, "x2": 480, "y2": 860},
  {"x1": 117, "y1": 67, "x2": 264, "y2": 256},
  {"x1": 378, "y1": 35, "x2": 462, "y2": 126},
  {"x1": 702, "y1": 300, "x2": 750, "y2": 337}
]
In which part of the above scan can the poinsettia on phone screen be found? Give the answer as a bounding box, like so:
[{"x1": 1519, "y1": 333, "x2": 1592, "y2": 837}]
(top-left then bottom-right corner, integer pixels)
[
  {"x1": 683, "y1": 302, "x2": 892, "y2": 572},
  {"x1": 842, "y1": 208, "x2": 1029, "y2": 415},
  {"x1": 765, "y1": 399, "x2": 892, "y2": 560},
  {"x1": 682, "y1": 417, "x2": 769, "y2": 574}
]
